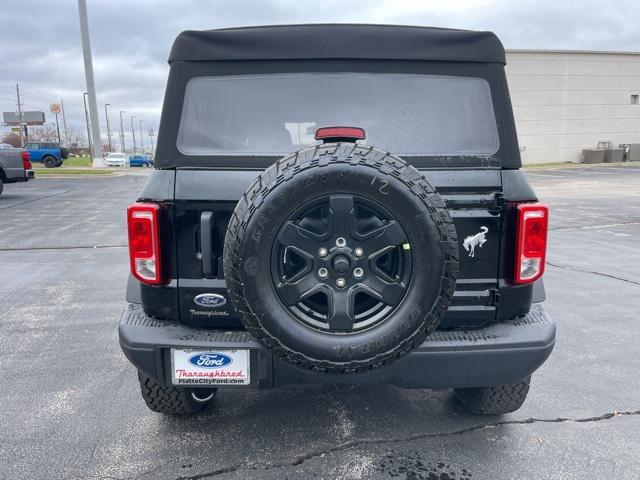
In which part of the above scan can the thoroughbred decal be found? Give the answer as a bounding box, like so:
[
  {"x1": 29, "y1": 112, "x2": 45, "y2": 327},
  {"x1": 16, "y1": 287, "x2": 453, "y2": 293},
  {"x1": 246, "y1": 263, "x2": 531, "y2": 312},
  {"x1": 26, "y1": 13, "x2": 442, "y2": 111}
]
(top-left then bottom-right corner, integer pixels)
[{"x1": 463, "y1": 226, "x2": 488, "y2": 258}]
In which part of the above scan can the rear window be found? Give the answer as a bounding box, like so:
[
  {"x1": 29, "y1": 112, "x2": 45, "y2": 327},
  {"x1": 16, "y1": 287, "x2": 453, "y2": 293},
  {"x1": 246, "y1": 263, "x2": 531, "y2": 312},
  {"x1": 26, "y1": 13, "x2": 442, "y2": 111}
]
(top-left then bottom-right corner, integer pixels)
[{"x1": 177, "y1": 73, "x2": 499, "y2": 157}]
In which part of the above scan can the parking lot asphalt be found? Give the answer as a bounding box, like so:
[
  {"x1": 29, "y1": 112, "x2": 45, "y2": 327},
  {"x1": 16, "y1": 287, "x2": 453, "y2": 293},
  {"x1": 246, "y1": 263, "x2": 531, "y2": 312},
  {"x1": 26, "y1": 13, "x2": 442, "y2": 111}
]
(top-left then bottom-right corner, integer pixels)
[{"x1": 1, "y1": 165, "x2": 639, "y2": 480}]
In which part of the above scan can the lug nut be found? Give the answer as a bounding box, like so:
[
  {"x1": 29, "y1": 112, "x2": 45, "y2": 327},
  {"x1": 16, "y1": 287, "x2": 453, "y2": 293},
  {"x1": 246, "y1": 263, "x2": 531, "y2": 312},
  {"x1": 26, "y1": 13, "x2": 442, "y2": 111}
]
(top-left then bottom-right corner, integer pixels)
[
  {"x1": 353, "y1": 267, "x2": 364, "y2": 279},
  {"x1": 318, "y1": 247, "x2": 329, "y2": 258},
  {"x1": 354, "y1": 247, "x2": 364, "y2": 258},
  {"x1": 336, "y1": 237, "x2": 346, "y2": 247},
  {"x1": 336, "y1": 277, "x2": 346, "y2": 288},
  {"x1": 318, "y1": 268, "x2": 328, "y2": 278}
]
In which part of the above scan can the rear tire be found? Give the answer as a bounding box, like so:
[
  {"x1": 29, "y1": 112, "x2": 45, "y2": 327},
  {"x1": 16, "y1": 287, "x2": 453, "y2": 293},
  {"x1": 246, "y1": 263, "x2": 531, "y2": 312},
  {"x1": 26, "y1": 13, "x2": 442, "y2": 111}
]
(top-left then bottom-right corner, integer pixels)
[
  {"x1": 454, "y1": 377, "x2": 531, "y2": 415},
  {"x1": 137, "y1": 371, "x2": 215, "y2": 415},
  {"x1": 43, "y1": 156, "x2": 58, "y2": 168}
]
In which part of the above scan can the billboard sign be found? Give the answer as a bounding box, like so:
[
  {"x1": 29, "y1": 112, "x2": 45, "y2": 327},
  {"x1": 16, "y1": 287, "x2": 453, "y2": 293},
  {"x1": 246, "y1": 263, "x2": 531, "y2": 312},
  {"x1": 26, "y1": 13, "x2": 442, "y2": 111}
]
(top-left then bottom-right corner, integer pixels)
[{"x1": 3, "y1": 111, "x2": 46, "y2": 126}]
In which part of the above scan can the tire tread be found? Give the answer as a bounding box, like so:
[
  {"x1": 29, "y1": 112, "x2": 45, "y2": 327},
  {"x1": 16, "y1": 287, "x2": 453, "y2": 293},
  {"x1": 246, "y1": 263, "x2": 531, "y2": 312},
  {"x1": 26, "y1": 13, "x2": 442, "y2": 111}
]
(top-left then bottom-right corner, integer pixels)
[
  {"x1": 137, "y1": 371, "x2": 207, "y2": 415},
  {"x1": 454, "y1": 377, "x2": 531, "y2": 415},
  {"x1": 224, "y1": 143, "x2": 459, "y2": 374}
]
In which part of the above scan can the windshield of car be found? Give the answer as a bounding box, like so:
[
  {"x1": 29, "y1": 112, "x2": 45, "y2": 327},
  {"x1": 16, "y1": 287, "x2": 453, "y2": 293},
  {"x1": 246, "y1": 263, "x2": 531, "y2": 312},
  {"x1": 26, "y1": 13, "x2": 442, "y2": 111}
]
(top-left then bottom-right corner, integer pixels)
[
  {"x1": 177, "y1": 73, "x2": 499, "y2": 157},
  {"x1": 107, "y1": 153, "x2": 124, "y2": 159}
]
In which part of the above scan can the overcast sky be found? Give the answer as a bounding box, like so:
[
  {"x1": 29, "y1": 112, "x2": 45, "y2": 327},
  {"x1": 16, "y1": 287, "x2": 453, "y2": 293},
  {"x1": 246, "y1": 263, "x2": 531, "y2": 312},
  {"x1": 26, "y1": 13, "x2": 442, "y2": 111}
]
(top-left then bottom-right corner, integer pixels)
[{"x1": 1, "y1": 0, "x2": 639, "y2": 149}]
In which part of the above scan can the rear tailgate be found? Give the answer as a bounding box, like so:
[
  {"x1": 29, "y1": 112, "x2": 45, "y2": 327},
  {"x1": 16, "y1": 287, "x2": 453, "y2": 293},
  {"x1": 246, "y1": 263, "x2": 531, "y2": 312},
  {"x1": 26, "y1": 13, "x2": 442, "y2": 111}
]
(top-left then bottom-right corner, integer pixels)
[
  {"x1": 0, "y1": 148, "x2": 27, "y2": 181},
  {"x1": 173, "y1": 168, "x2": 503, "y2": 329}
]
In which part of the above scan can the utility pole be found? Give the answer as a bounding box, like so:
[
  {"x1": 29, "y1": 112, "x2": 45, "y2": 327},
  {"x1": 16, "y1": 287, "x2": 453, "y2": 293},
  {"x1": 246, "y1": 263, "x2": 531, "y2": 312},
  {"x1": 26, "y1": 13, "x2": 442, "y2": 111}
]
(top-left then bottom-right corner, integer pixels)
[
  {"x1": 54, "y1": 114, "x2": 61, "y2": 142},
  {"x1": 130, "y1": 115, "x2": 137, "y2": 154},
  {"x1": 139, "y1": 119, "x2": 144, "y2": 152},
  {"x1": 60, "y1": 98, "x2": 69, "y2": 148},
  {"x1": 148, "y1": 127, "x2": 154, "y2": 152},
  {"x1": 119, "y1": 110, "x2": 125, "y2": 153},
  {"x1": 104, "y1": 103, "x2": 112, "y2": 153},
  {"x1": 83, "y1": 92, "x2": 93, "y2": 163},
  {"x1": 16, "y1": 83, "x2": 24, "y2": 145},
  {"x1": 77, "y1": 0, "x2": 103, "y2": 167}
]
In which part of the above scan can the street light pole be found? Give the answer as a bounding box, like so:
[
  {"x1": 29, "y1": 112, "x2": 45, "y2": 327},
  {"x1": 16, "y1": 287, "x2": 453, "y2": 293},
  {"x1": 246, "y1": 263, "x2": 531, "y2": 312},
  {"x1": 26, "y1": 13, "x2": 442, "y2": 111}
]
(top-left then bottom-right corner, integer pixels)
[
  {"x1": 119, "y1": 110, "x2": 125, "y2": 153},
  {"x1": 54, "y1": 114, "x2": 61, "y2": 142},
  {"x1": 130, "y1": 115, "x2": 137, "y2": 154},
  {"x1": 83, "y1": 92, "x2": 93, "y2": 163},
  {"x1": 60, "y1": 98, "x2": 69, "y2": 149},
  {"x1": 77, "y1": 0, "x2": 103, "y2": 166},
  {"x1": 148, "y1": 127, "x2": 154, "y2": 152},
  {"x1": 104, "y1": 103, "x2": 112, "y2": 153},
  {"x1": 139, "y1": 119, "x2": 144, "y2": 152}
]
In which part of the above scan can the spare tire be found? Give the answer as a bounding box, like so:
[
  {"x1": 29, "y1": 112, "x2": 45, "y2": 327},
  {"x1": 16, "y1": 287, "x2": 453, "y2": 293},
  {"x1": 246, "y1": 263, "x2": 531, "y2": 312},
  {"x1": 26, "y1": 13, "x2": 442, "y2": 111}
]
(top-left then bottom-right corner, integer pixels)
[{"x1": 223, "y1": 143, "x2": 458, "y2": 374}]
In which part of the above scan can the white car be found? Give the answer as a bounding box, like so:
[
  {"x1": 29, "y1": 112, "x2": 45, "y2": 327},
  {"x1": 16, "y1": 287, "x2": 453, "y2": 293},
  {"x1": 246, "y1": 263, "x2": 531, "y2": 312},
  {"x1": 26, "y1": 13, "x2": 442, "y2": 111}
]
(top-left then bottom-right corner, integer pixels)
[{"x1": 105, "y1": 152, "x2": 128, "y2": 167}]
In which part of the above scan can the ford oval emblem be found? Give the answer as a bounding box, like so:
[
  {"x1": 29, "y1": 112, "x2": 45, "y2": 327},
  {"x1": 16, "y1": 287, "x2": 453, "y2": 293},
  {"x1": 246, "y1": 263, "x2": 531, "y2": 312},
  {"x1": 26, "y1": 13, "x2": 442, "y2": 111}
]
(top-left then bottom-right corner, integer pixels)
[
  {"x1": 188, "y1": 353, "x2": 233, "y2": 369},
  {"x1": 194, "y1": 293, "x2": 227, "y2": 308}
]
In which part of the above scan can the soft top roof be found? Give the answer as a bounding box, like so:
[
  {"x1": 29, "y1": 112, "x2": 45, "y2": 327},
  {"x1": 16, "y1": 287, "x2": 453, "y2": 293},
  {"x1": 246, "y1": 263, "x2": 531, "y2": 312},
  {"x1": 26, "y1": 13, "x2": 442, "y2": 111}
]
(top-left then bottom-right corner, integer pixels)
[{"x1": 169, "y1": 24, "x2": 505, "y2": 64}]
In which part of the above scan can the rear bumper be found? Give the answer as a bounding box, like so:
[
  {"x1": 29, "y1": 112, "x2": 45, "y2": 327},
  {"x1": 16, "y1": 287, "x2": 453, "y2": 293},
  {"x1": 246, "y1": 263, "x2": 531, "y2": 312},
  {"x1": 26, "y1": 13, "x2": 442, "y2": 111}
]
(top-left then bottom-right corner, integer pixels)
[
  {"x1": 3, "y1": 169, "x2": 33, "y2": 182},
  {"x1": 119, "y1": 303, "x2": 555, "y2": 389}
]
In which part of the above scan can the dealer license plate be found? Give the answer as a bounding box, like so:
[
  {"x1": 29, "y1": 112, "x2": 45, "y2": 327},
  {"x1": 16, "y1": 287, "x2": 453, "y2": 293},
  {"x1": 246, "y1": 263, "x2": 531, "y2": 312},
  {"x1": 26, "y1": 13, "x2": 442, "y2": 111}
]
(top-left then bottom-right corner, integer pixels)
[{"x1": 171, "y1": 349, "x2": 250, "y2": 386}]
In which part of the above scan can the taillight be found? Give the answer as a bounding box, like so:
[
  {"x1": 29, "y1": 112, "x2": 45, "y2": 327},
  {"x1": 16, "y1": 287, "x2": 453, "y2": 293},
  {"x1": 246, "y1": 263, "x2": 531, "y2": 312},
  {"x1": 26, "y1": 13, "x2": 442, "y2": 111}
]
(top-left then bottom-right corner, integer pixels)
[
  {"x1": 127, "y1": 203, "x2": 163, "y2": 285},
  {"x1": 21, "y1": 151, "x2": 32, "y2": 170},
  {"x1": 514, "y1": 203, "x2": 549, "y2": 284}
]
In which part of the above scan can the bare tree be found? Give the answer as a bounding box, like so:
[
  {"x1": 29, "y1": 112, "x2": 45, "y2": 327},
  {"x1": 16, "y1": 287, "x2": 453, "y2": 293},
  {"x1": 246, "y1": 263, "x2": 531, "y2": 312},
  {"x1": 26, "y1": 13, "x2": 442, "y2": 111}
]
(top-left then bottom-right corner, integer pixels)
[
  {"x1": 66, "y1": 128, "x2": 87, "y2": 155},
  {"x1": 1, "y1": 132, "x2": 22, "y2": 147},
  {"x1": 27, "y1": 125, "x2": 60, "y2": 142},
  {"x1": 2, "y1": 126, "x2": 88, "y2": 154}
]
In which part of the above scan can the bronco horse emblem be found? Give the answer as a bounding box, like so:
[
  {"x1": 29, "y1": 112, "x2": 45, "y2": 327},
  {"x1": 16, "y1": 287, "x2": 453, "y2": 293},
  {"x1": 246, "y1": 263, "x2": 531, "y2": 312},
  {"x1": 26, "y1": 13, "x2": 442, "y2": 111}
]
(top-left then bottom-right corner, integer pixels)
[{"x1": 463, "y1": 226, "x2": 489, "y2": 258}]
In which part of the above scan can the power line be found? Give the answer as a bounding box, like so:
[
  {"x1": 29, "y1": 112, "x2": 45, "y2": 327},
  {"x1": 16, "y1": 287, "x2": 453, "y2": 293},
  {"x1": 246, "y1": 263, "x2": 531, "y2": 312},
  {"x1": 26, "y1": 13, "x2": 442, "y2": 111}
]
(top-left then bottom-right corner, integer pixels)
[
  {"x1": 1, "y1": 85, "x2": 52, "y2": 104},
  {"x1": 19, "y1": 90, "x2": 52, "y2": 104},
  {"x1": 21, "y1": 103, "x2": 49, "y2": 111},
  {"x1": 1, "y1": 86, "x2": 52, "y2": 109},
  {"x1": 17, "y1": 82, "x2": 60, "y2": 101}
]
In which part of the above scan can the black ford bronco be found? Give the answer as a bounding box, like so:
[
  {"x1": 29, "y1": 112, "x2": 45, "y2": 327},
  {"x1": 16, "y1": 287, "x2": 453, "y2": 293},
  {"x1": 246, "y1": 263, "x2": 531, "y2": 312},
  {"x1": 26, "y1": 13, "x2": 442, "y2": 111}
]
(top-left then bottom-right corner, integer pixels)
[{"x1": 119, "y1": 24, "x2": 555, "y2": 415}]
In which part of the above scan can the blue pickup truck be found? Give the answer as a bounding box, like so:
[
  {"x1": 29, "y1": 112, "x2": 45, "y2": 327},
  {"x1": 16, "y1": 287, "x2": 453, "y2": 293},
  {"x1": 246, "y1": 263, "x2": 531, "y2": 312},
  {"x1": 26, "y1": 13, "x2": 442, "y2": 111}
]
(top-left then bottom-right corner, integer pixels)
[
  {"x1": 128, "y1": 154, "x2": 153, "y2": 168},
  {"x1": 23, "y1": 142, "x2": 69, "y2": 168}
]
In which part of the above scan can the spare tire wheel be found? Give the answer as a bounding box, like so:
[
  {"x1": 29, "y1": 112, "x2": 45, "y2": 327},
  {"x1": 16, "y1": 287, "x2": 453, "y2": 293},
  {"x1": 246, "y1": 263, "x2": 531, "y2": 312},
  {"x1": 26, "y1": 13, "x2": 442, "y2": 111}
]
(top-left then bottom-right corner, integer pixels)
[{"x1": 223, "y1": 143, "x2": 458, "y2": 373}]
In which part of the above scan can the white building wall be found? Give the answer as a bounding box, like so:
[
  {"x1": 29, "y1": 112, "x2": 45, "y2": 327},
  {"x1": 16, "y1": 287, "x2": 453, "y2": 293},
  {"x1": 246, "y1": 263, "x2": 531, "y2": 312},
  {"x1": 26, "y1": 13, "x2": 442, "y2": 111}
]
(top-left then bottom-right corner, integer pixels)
[{"x1": 505, "y1": 50, "x2": 640, "y2": 164}]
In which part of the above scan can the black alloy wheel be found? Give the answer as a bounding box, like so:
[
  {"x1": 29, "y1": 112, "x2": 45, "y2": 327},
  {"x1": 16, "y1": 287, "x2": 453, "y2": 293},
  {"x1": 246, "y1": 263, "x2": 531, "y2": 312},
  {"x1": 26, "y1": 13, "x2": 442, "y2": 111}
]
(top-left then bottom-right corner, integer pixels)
[{"x1": 271, "y1": 194, "x2": 411, "y2": 333}]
